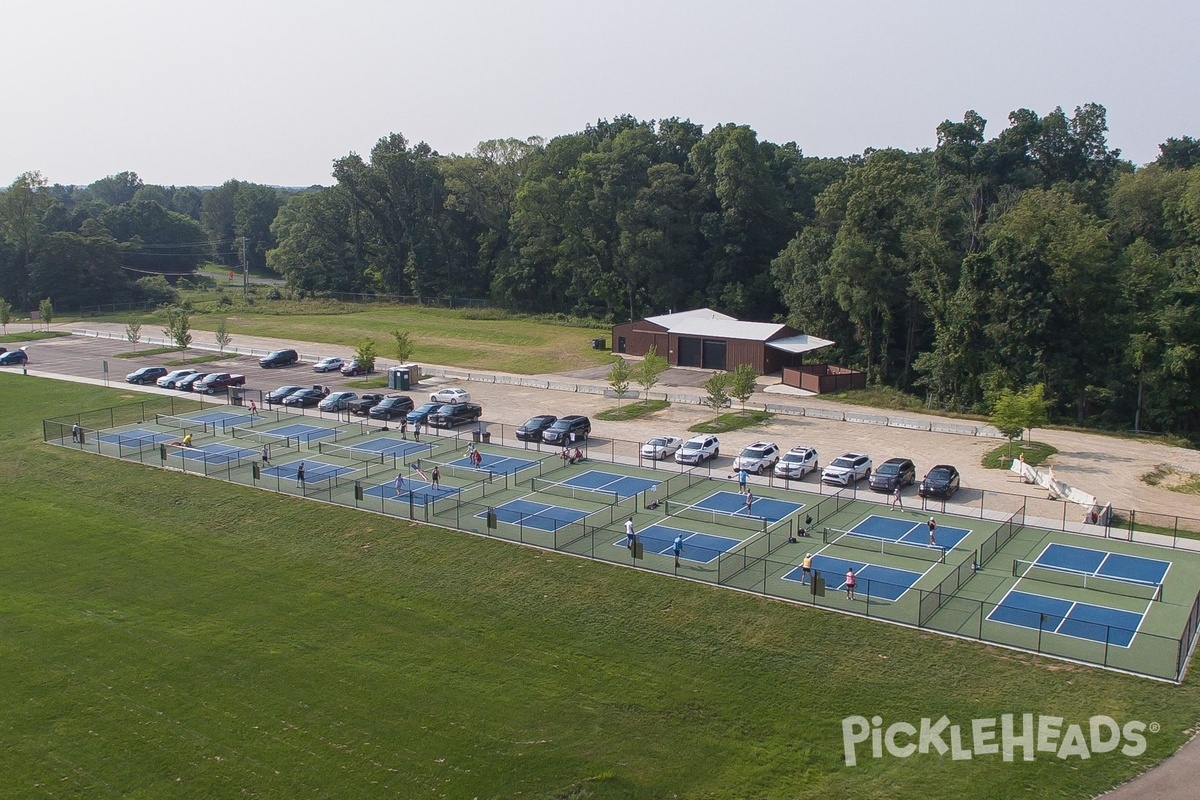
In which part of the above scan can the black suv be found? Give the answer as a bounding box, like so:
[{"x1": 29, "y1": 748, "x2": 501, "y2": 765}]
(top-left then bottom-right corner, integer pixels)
[
  {"x1": 869, "y1": 457, "x2": 917, "y2": 492},
  {"x1": 515, "y1": 414, "x2": 557, "y2": 442},
  {"x1": 541, "y1": 415, "x2": 591, "y2": 445},
  {"x1": 259, "y1": 349, "x2": 299, "y2": 368},
  {"x1": 369, "y1": 395, "x2": 415, "y2": 420}
]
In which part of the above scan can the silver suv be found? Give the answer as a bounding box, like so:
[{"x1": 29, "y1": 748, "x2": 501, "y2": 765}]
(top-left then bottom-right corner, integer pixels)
[
  {"x1": 675, "y1": 435, "x2": 720, "y2": 465},
  {"x1": 821, "y1": 453, "x2": 873, "y2": 486},
  {"x1": 733, "y1": 441, "x2": 780, "y2": 475}
]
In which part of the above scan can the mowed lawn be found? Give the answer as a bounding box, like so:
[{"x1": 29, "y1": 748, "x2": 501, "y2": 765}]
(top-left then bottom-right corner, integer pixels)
[
  {"x1": 130, "y1": 299, "x2": 616, "y2": 375},
  {"x1": 4, "y1": 375, "x2": 1200, "y2": 799}
]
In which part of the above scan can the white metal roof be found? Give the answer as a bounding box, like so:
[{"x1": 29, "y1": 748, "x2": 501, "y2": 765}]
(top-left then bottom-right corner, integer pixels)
[
  {"x1": 765, "y1": 334, "x2": 835, "y2": 354},
  {"x1": 643, "y1": 308, "x2": 789, "y2": 341}
]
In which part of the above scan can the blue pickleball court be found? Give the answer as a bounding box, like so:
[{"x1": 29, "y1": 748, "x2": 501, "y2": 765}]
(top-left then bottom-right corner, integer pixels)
[
  {"x1": 986, "y1": 589, "x2": 1144, "y2": 647},
  {"x1": 478, "y1": 498, "x2": 588, "y2": 531},
  {"x1": 562, "y1": 469, "x2": 660, "y2": 499},
  {"x1": 167, "y1": 441, "x2": 257, "y2": 466},
  {"x1": 849, "y1": 514, "x2": 971, "y2": 551},
  {"x1": 364, "y1": 479, "x2": 460, "y2": 506},
  {"x1": 691, "y1": 490, "x2": 804, "y2": 524},
  {"x1": 611, "y1": 523, "x2": 743, "y2": 565},
  {"x1": 783, "y1": 554, "x2": 924, "y2": 601}
]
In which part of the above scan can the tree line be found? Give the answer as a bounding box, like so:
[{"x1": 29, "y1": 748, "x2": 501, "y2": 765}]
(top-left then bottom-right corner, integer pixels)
[
  {"x1": 2, "y1": 106, "x2": 1198, "y2": 433},
  {"x1": 0, "y1": 171, "x2": 294, "y2": 311}
]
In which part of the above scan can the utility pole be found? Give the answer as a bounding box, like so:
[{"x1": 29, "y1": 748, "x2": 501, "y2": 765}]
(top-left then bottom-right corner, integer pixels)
[{"x1": 240, "y1": 237, "x2": 249, "y2": 300}]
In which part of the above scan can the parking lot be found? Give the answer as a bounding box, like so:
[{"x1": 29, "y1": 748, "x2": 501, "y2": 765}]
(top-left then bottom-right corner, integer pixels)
[{"x1": 12, "y1": 323, "x2": 1200, "y2": 525}]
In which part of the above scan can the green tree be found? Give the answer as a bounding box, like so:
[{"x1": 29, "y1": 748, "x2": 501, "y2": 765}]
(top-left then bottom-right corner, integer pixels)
[
  {"x1": 86, "y1": 171, "x2": 143, "y2": 206},
  {"x1": 729, "y1": 363, "x2": 757, "y2": 412},
  {"x1": 233, "y1": 184, "x2": 283, "y2": 271},
  {"x1": 333, "y1": 133, "x2": 459, "y2": 297},
  {"x1": 215, "y1": 319, "x2": 232, "y2": 353},
  {"x1": 125, "y1": 320, "x2": 142, "y2": 351},
  {"x1": 635, "y1": 345, "x2": 668, "y2": 398},
  {"x1": 135, "y1": 275, "x2": 179, "y2": 305},
  {"x1": 0, "y1": 297, "x2": 12, "y2": 334},
  {"x1": 97, "y1": 201, "x2": 210, "y2": 276},
  {"x1": 38, "y1": 298, "x2": 53, "y2": 330},
  {"x1": 391, "y1": 329, "x2": 414, "y2": 363},
  {"x1": 703, "y1": 372, "x2": 731, "y2": 420},
  {"x1": 354, "y1": 339, "x2": 378, "y2": 374},
  {"x1": 978, "y1": 189, "x2": 1116, "y2": 419},
  {"x1": 0, "y1": 172, "x2": 55, "y2": 307},
  {"x1": 268, "y1": 187, "x2": 365, "y2": 294},
  {"x1": 990, "y1": 384, "x2": 1049, "y2": 443},
  {"x1": 162, "y1": 306, "x2": 192, "y2": 352},
  {"x1": 608, "y1": 359, "x2": 632, "y2": 407}
]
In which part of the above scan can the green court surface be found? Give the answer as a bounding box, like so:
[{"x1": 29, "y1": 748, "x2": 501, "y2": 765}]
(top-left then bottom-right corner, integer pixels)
[{"x1": 45, "y1": 403, "x2": 1200, "y2": 682}]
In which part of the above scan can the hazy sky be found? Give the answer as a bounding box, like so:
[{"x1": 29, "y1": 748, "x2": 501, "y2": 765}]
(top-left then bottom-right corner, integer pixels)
[{"x1": 3, "y1": 0, "x2": 1197, "y2": 188}]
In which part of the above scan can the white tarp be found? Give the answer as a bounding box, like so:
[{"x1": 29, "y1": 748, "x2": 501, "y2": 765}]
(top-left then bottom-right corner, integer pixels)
[{"x1": 1009, "y1": 458, "x2": 1110, "y2": 525}]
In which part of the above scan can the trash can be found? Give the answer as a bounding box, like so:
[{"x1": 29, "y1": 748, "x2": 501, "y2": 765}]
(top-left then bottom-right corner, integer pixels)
[
  {"x1": 472, "y1": 430, "x2": 482, "y2": 443},
  {"x1": 482, "y1": 432, "x2": 491, "y2": 444},
  {"x1": 230, "y1": 387, "x2": 243, "y2": 406}
]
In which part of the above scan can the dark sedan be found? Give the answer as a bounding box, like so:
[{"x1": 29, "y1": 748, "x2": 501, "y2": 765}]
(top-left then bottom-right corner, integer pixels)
[
  {"x1": 281, "y1": 388, "x2": 325, "y2": 407},
  {"x1": 369, "y1": 395, "x2": 415, "y2": 420},
  {"x1": 0, "y1": 349, "x2": 29, "y2": 366},
  {"x1": 265, "y1": 385, "x2": 306, "y2": 404},
  {"x1": 125, "y1": 366, "x2": 168, "y2": 385},
  {"x1": 919, "y1": 465, "x2": 961, "y2": 499},
  {"x1": 406, "y1": 402, "x2": 442, "y2": 426},
  {"x1": 515, "y1": 414, "x2": 557, "y2": 442},
  {"x1": 176, "y1": 372, "x2": 210, "y2": 392}
]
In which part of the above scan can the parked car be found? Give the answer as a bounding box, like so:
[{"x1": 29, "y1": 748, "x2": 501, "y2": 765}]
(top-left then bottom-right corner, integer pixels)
[
  {"x1": 515, "y1": 414, "x2": 557, "y2": 442},
  {"x1": 775, "y1": 446, "x2": 819, "y2": 480},
  {"x1": 368, "y1": 395, "x2": 415, "y2": 420},
  {"x1": 259, "y1": 348, "x2": 299, "y2": 368},
  {"x1": 312, "y1": 356, "x2": 344, "y2": 373},
  {"x1": 281, "y1": 388, "x2": 325, "y2": 407},
  {"x1": 125, "y1": 366, "x2": 167, "y2": 385},
  {"x1": 541, "y1": 414, "x2": 591, "y2": 445},
  {"x1": 349, "y1": 393, "x2": 386, "y2": 416},
  {"x1": 196, "y1": 373, "x2": 246, "y2": 394},
  {"x1": 157, "y1": 368, "x2": 198, "y2": 389},
  {"x1": 318, "y1": 391, "x2": 359, "y2": 412},
  {"x1": 733, "y1": 441, "x2": 781, "y2": 475},
  {"x1": 870, "y1": 457, "x2": 917, "y2": 492},
  {"x1": 0, "y1": 349, "x2": 28, "y2": 366},
  {"x1": 429, "y1": 387, "x2": 471, "y2": 404},
  {"x1": 919, "y1": 465, "x2": 962, "y2": 499},
  {"x1": 406, "y1": 402, "x2": 443, "y2": 426},
  {"x1": 641, "y1": 435, "x2": 683, "y2": 460},
  {"x1": 427, "y1": 402, "x2": 484, "y2": 428},
  {"x1": 821, "y1": 453, "x2": 873, "y2": 486},
  {"x1": 675, "y1": 435, "x2": 720, "y2": 465},
  {"x1": 176, "y1": 372, "x2": 210, "y2": 392},
  {"x1": 265, "y1": 385, "x2": 306, "y2": 404},
  {"x1": 340, "y1": 359, "x2": 371, "y2": 377}
]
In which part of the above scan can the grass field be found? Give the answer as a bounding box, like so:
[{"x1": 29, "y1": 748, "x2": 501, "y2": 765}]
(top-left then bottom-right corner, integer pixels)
[
  {"x1": 95, "y1": 296, "x2": 617, "y2": 375},
  {"x1": 6, "y1": 373, "x2": 1200, "y2": 798}
]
